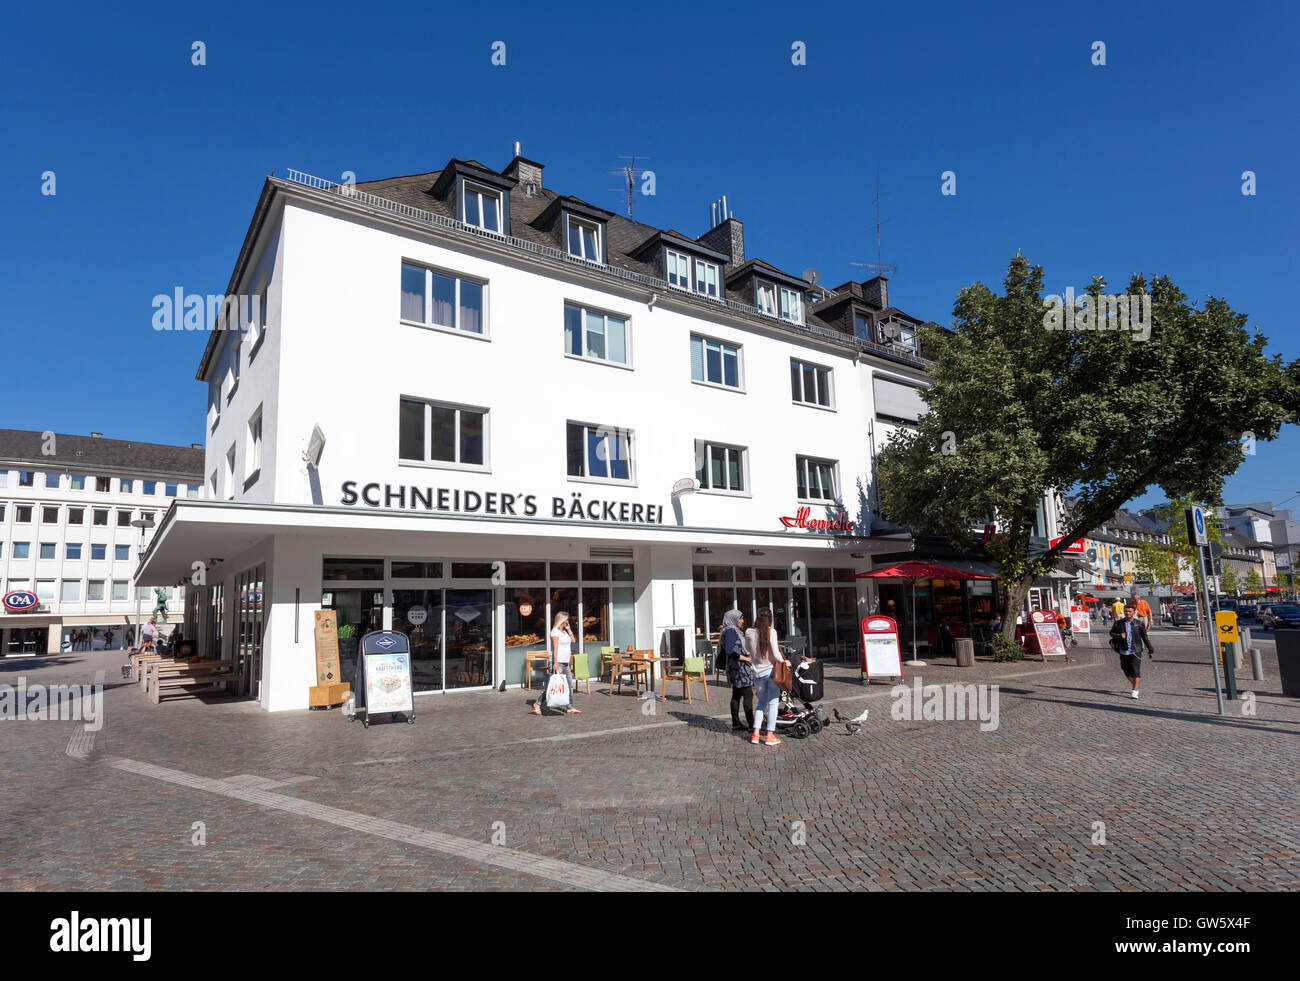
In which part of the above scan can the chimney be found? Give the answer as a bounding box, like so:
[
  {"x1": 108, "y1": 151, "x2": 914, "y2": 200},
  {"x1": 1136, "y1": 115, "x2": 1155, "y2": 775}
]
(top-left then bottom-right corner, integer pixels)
[
  {"x1": 502, "y1": 150, "x2": 543, "y2": 191},
  {"x1": 90, "y1": 432, "x2": 102, "y2": 438},
  {"x1": 698, "y1": 198, "x2": 744, "y2": 270},
  {"x1": 862, "y1": 276, "x2": 889, "y2": 310}
]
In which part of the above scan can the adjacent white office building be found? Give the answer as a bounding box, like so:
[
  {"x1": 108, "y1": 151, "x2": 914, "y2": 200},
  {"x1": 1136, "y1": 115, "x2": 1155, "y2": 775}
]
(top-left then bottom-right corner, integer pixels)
[
  {"x1": 138, "y1": 149, "x2": 954, "y2": 710},
  {"x1": 0, "y1": 431, "x2": 201, "y2": 654}
]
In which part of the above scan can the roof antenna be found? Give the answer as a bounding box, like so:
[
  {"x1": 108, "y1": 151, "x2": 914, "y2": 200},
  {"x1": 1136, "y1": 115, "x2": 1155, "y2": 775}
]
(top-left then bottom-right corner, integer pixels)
[
  {"x1": 851, "y1": 168, "x2": 898, "y2": 279},
  {"x1": 609, "y1": 155, "x2": 649, "y2": 219}
]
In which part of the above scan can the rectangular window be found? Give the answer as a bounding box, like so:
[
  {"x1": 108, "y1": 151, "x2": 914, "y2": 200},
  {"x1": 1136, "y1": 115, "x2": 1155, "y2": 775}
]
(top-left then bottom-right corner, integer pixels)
[
  {"x1": 247, "y1": 407, "x2": 263, "y2": 479},
  {"x1": 854, "y1": 313, "x2": 871, "y2": 341},
  {"x1": 70, "y1": 474, "x2": 85, "y2": 490},
  {"x1": 567, "y1": 422, "x2": 632, "y2": 482},
  {"x1": 695, "y1": 260, "x2": 719, "y2": 298},
  {"x1": 142, "y1": 480, "x2": 156, "y2": 495},
  {"x1": 779, "y1": 287, "x2": 802, "y2": 324},
  {"x1": 91, "y1": 544, "x2": 106, "y2": 560},
  {"x1": 225, "y1": 445, "x2": 236, "y2": 499},
  {"x1": 696, "y1": 442, "x2": 747, "y2": 493},
  {"x1": 96, "y1": 476, "x2": 111, "y2": 492},
  {"x1": 61, "y1": 580, "x2": 81, "y2": 602},
  {"x1": 88, "y1": 580, "x2": 105, "y2": 602},
  {"x1": 36, "y1": 580, "x2": 55, "y2": 601},
  {"x1": 791, "y1": 359, "x2": 833, "y2": 408},
  {"x1": 93, "y1": 509, "x2": 109, "y2": 526},
  {"x1": 398, "y1": 398, "x2": 487, "y2": 469},
  {"x1": 117, "y1": 509, "x2": 132, "y2": 527},
  {"x1": 403, "y1": 264, "x2": 486, "y2": 336},
  {"x1": 40, "y1": 543, "x2": 56, "y2": 560},
  {"x1": 120, "y1": 478, "x2": 134, "y2": 493},
  {"x1": 462, "y1": 182, "x2": 501, "y2": 233},
  {"x1": 563, "y1": 303, "x2": 628, "y2": 365},
  {"x1": 756, "y1": 282, "x2": 776, "y2": 316},
  {"x1": 665, "y1": 249, "x2": 691, "y2": 289},
  {"x1": 42, "y1": 506, "x2": 59, "y2": 523},
  {"x1": 66, "y1": 543, "x2": 82, "y2": 560},
  {"x1": 796, "y1": 455, "x2": 839, "y2": 502},
  {"x1": 14, "y1": 543, "x2": 31, "y2": 559},
  {"x1": 16, "y1": 505, "x2": 32, "y2": 523},
  {"x1": 690, "y1": 335, "x2": 741, "y2": 388},
  {"x1": 115, "y1": 545, "x2": 130, "y2": 561},
  {"x1": 19, "y1": 471, "x2": 35, "y2": 487},
  {"x1": 566, "y1": 216, "x2": 601, "y2": 261},
  {"x1": 112, "y1": 580, "x2": 129, "y2": 601}
]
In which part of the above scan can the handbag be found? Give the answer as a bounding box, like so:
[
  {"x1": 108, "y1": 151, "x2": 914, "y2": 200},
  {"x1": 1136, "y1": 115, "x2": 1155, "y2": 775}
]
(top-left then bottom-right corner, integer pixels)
[
  {"x1": 772, "y1": 656, "x2": 794, "y2": 693},
  {"x1": 545, "y1": 670, "x2": 571, "y2": 709}
]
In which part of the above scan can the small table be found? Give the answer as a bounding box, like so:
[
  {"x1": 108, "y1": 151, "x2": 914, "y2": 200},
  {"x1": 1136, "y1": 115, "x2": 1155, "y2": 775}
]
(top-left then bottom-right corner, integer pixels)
[
  {"x1": 624, "y1": 655, "x2": 669, "y2": 697},
  {"x1": 523, "y1": 651, "x2": 551, "y2": 689}
]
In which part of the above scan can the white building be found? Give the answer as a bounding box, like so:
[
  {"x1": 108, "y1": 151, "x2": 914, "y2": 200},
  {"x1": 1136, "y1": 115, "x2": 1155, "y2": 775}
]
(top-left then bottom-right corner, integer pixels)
[
  {"x1": 139, "y1": 151, "x2": 959, "y2": 711},
  {"x1": 0, "y1": 430, "x2": 201, "y2": 654}
]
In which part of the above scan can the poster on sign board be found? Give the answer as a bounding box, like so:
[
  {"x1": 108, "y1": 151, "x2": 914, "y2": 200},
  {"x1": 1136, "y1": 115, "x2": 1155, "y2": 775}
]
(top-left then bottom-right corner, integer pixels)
[
  {"x1": 860, "y1": 615, "x2": 903, "y2": 682},
  {"x1": 1030, "y1": 610, "x2": 1068, "y2": 660},
  {"x1": 363, "y1": 652, "x2": 414, "y2": 714},
  {"x1": 1069, "y1": 607, "x2": 1090, "y2": 634}
]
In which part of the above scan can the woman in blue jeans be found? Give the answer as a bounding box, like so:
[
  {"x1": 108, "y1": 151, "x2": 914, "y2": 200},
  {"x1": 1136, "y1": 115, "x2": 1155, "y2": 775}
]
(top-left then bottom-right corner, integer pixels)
[{"x1": 744, "y1": 607, "x2": 786, "y2": 746}]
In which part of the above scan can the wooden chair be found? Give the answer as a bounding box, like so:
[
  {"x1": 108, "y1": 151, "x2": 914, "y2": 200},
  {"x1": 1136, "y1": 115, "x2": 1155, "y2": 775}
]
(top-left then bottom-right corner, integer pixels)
[
  {"x1": 571, "y1": 653, "x2": 592, "y2": 695},
  {"x1": 610, "y1": 650, "x2": 650, "y2": 696},
  {"x1": 663, "y1": 655, "x2": 709, "y2": 703},
  {"x1": 599, "y1": 646, "x2": 619, "y2": 681}
]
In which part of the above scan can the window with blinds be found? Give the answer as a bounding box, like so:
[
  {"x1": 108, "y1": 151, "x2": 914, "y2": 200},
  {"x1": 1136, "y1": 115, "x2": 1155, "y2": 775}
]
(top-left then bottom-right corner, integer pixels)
[{"x1": 872, "y1": 376, "x2": 928, "y2": 423}]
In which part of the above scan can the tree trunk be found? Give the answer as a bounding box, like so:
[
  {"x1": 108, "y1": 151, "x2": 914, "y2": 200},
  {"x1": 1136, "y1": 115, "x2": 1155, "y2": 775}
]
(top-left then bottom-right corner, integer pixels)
[{"x1": 1000, "y1": 576, "x2": 1033, "y2": 642}]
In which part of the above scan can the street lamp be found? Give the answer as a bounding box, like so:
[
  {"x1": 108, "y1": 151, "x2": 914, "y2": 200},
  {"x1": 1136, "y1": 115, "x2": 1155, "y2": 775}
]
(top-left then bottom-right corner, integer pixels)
[{"x1": 129, "y1": 513, "x2": 156, "y2": 649}]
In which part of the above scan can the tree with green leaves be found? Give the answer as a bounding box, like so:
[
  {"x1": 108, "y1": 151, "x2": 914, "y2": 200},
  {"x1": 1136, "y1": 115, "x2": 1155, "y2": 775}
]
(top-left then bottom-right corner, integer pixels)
[
  {"x1": 876, "y1": 254, "x2": 1298, "y2": 641},
  {"x1": 1220, "y1": 567, "x2": 1239, "y2": 596},
  {"x1": 1244, "y1": 568, "x2": 1263, "y2": 595}
]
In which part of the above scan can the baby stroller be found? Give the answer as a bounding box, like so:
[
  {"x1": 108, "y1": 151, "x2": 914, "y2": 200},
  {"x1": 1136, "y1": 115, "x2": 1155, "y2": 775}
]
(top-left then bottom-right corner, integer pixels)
[{"x1": 772, "y1": 653, "x2": 826, "y2": 739}]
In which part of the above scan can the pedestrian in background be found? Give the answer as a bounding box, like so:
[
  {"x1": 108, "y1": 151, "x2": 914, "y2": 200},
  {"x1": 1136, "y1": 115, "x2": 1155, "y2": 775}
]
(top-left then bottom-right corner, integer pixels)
[
  {"x1": 744, "y1": 607, "x2": 785, "y2": 747},
  {"x1": 1109, "y1": 605, "x2": 1155, "y2": 698},
  {"x1": 720, "y1": 608, "x2": 753, "y2": 732}
]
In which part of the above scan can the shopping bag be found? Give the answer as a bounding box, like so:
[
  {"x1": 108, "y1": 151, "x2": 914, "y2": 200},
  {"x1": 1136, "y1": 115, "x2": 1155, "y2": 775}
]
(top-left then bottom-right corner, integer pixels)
[{"x1": 545, "y1": 671, "x2": 571, "y2": 709}]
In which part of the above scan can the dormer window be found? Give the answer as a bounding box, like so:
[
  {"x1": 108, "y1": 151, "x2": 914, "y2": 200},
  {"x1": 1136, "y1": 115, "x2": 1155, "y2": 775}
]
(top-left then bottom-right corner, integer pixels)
[
  {"x1": 756, "y1": 283, "x2": 776, "y2": 316},
  {"x1": 854, "y1": 312, "x2": 871, "y2": 341},
  {"x1": 463, "y1": 183, "x2": 502, "y2": 233},
  {"x1": 665, "y1": 248, "x2": 721, "y2": 299},
  {"x1": 566, "y1": 216, "x2": 601, "y2": 262},
  {"x1": 695, "y1": 260, "x2": 720, "y2": 298},
  {"x1": 778, "y1": 287, "x2": 802, "y2": 324}
]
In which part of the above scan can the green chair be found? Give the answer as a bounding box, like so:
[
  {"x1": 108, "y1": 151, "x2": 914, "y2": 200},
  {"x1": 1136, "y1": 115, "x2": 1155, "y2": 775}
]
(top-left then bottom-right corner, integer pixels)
[
  {"x1": 571, "y1": 653, "x2": 592, "y2": 695},
  {"x1": 599, "y1": 646, "x2": 618, "y2": 681},
  {"x1": 662, "y1": 655, "x2": 709, "y2": 703}
]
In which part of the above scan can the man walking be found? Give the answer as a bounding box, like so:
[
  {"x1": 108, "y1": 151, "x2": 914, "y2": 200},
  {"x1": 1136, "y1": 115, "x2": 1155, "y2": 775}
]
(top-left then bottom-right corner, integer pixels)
[
  {"x1": 1109, "y1": 605, "x2": 1155, "y2": 698},
  {"x1": 1130, "y1": 589, "x2": 1155, "y2": 658}
]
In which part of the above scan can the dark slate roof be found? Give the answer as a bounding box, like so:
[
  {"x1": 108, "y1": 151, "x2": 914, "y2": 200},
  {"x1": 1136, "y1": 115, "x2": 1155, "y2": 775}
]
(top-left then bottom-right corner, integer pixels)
[{"x1": 0, "y1": 430, "x2": 203, "y2": 479}]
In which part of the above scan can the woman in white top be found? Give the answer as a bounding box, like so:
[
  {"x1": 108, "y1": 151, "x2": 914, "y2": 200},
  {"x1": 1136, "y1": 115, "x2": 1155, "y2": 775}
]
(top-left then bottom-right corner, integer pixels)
[
  {"x1": 744, "y1": 607, "x2": 785, "y2": 746},
  {"x1": 532, "y1": 611, "x2": 581, "y2": 715}
]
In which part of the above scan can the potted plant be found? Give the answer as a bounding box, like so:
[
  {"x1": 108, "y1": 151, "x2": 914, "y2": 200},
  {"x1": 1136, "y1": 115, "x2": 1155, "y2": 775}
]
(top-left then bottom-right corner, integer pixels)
[{"x1": 337, "y1": 623, "x2": 359, "y2": 677}]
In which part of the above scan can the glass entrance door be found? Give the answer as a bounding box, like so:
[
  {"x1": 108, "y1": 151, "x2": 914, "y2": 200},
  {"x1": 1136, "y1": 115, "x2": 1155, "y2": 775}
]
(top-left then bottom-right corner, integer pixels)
[
  {"x1": 392, "y1": 587, "x2": 494, "y2": 692},
  {"x1": 445, "y1": 589, "x2": 493, "y2": 689},
  {"x1": 753, "y1": 586, "x2": 790, "y2": 637}
]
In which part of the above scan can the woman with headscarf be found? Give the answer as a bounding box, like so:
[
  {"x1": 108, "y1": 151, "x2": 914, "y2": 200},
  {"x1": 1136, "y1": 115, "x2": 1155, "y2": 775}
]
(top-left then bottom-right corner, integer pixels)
[{"x1": 720, "y1": 609, "x2": 753, "y2": 732}]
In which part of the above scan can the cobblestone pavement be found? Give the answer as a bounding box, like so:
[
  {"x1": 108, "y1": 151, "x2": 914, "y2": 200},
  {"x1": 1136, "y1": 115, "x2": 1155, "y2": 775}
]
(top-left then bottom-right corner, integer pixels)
[{"x1": 2, "y1": 626, "x2": 1296, "y2": 891}]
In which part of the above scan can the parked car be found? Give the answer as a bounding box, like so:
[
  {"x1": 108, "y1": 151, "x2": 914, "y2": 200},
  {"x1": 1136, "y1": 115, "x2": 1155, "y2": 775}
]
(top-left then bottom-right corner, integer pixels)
[
  {"x1": 1237, "y1": 603, "x2": 1257, "y2": 620},
  {"x1": 1264, "y1": 605, "x2": 1300, "y2": 630},
  {"x1": 1169, "y1": 603, "x2": 1200, "y2": 627}
]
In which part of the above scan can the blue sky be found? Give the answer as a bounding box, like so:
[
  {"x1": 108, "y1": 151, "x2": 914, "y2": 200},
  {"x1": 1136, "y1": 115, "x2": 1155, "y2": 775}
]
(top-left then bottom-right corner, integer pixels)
[{"x1": 2, "y1": 0, "x2": 1296, "y2": 512}]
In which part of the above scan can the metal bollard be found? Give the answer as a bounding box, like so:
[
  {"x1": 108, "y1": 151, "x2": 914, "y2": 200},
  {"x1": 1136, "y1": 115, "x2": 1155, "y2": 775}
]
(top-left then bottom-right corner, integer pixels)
[{"x1": 1250, "y1": 647, "x2": 1264, "y2": 680}]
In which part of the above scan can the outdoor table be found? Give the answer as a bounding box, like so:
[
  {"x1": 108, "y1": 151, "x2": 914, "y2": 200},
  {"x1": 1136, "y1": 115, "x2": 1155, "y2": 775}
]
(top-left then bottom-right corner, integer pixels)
[{"x1": 625, "y1": 654, "x2": 668, "y2": 695}]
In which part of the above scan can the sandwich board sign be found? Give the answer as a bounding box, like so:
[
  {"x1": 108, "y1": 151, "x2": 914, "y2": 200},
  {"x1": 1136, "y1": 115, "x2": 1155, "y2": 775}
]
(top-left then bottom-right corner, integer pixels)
[
  {"x1": 860, "y1": 615, "x2": 903, "y2": 683},
  {"x1": 1069, "y1": 606, "x2": 1090, "y2": 634},
  {"x1": 352, "y1": 630, "x2": 415, "y2": 728},
  {"x1": 1030, "y1": 610, "x2": 1069, "y2": 660}
]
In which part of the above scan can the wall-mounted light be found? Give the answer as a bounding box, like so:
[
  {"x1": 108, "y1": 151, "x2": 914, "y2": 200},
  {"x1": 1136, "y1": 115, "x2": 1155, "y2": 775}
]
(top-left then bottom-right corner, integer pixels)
[
  {"x1": 851, "y1": 552, "x2": 866, "y2": 558},
  {"x1": 748, "y1": 549, "x2": 764, "y2": 556},
  {"x1": 695, "y1": 547, "x2": 712, "y2": 554}
]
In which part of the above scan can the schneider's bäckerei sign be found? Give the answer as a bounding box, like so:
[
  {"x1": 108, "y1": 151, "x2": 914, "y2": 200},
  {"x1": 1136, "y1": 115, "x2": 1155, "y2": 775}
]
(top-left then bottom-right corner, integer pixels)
[{"x1": 341, "y1": 481, "x2": 666, "y2": 525}]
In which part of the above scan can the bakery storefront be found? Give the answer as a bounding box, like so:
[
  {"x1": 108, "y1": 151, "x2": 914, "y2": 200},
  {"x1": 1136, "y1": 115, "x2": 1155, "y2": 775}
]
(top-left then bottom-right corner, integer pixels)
[{"x1": 135, "y1": 487, "x2": 902, "y2": 711}]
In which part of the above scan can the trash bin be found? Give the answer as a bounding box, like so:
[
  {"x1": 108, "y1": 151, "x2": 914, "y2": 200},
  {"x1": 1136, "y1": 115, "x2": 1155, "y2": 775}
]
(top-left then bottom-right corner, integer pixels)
[
  {"x1": 1276, "y1": 629, "x2": 1300, "y2": 698},
  {"x1": 954, "y1": 637, "x2": 975, "y2": 667}
]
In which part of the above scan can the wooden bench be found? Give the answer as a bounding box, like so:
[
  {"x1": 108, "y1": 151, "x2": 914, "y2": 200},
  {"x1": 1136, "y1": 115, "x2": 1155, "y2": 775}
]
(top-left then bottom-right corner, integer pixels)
[
  {"x1": 133, "y1": 653, "x2": 173, "y2": 689},
  {"x1": 145, "y1": 659, "x2": 241, "y2": 704}
]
